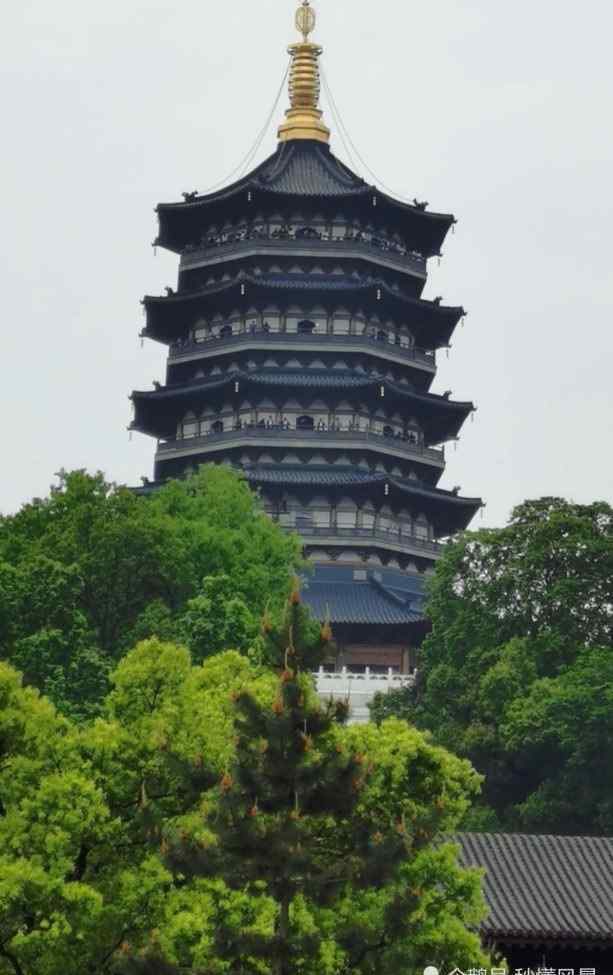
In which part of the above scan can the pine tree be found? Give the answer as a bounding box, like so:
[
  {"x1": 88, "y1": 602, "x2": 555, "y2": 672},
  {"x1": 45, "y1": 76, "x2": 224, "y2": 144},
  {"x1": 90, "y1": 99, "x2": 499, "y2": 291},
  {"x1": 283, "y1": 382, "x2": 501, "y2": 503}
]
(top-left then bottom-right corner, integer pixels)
[{"x1": 124, "y1": 586, "x2": 413, "y2": 974}]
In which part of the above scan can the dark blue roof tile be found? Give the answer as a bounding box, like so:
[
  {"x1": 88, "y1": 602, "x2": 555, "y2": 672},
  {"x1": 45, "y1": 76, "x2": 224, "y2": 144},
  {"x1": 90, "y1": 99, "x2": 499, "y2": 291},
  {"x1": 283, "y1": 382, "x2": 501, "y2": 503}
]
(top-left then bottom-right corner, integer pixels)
[{"x1": 302, "y1": 577, "x2": 424, "y2": 625}]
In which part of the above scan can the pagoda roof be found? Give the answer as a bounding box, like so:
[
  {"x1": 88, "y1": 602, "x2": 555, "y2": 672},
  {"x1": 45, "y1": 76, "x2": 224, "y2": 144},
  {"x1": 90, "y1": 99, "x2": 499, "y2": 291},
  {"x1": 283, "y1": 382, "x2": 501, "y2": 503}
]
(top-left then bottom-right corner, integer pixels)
[
  {"x1": 244, "y1": 466, "x2": 481, "y2": 534},
  {"x1": 142, "y1": 272, "x2": 464, "y2": 349},
  {"x1": 131, "y1": 370, "x2": 474, "y2": 444},
  {"x1": 302, "y1": 574, "x2": 424, "y2": 626},
  {"x1": 457, "y1": 832, "x2": 613, "y2": 945},
  {"x1": 156, "y1": 141, "x2": 454, "y2": 258}
]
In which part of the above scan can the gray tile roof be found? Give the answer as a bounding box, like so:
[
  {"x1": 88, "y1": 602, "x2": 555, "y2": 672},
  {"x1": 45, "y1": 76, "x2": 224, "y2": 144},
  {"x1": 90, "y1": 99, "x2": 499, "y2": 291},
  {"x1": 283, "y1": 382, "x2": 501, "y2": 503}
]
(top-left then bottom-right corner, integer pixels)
[
  {"x1": 255, "y1": 141, "x2": 367, "y2": 197},
  {"x1": 302, "y1": 576, "x2": 424, "y2": 625},
  {"x1": 457, "y1": 832, "x2": 613, "y2": 943}
]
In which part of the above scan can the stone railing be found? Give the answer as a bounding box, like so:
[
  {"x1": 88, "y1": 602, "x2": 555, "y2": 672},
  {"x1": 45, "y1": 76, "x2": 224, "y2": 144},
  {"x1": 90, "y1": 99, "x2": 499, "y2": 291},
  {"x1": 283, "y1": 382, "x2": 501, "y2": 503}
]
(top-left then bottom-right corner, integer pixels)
[
  {"x1": 168, "y1": 331, "x2": 436, "y2": 369},
  {"x1": 157, "y1": 427, "x2": 445, "y2": 466},
  {"x1": 179, "y1": 233, "x2": 427, "y2": 276},
  {"x1": 313, "y1": 667, "x2": 416, "y2": 724}
]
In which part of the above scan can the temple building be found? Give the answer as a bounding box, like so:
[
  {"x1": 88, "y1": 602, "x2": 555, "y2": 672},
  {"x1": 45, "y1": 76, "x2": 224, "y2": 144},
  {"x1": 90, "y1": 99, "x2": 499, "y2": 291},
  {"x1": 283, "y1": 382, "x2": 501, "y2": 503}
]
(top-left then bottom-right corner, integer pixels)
[{"x1": 130, "y1": 1, "x2": 482, "y2": 673}]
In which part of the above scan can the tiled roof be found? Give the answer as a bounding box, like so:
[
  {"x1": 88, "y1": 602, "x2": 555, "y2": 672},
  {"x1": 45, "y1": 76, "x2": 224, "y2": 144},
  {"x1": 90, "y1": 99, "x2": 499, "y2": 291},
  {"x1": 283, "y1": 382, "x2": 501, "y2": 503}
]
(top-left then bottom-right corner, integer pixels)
[
  {"x1": 302, "y1": 576, "x2": 424, "y2": 625},
  {"x1": 457, "y1": 832, "x2": 613, "y2": 943},
  {"x1": 248, "y1": 370, "x2": 376, "y2": 390},
  {"x1": 246, "y1": 466, "x2": 383, "y2": 488},
  {"x1": 253, "y1": 272, "x2": 375, "y2": 291},
  {"x1": 155, "y1": 143, "x2": 455, "y2": 258},
  {"x1": 246, "y1": 466, "x2": 479, "y2": 507},
  {"x1": 133, "y1": 369, "x2": 472, "y2": 415},
  {"x1": 255, "y1": 141, "x2": 367, "y2": 197}
]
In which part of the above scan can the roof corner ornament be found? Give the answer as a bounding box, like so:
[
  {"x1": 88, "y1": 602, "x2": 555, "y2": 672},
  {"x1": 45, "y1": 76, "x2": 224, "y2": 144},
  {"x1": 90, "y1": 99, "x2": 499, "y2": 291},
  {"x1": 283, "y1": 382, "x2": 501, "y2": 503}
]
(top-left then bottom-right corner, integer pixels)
[{"x1": 277, "y1": 1, "x2": 330, "y2": 144}]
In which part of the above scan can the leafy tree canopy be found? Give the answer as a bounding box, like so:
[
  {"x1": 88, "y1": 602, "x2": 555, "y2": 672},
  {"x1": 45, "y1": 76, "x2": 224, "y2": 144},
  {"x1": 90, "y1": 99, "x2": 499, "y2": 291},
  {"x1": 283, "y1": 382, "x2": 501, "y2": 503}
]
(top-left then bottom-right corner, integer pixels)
[
  {"x1": 373, "y1": 497, "x2": 613, "y2": 834},
  {"x1": 0, "y1": 467, "x2": 301, "y2": 718},
  {"x1": 0, "y1": 621, "x2": 489, "y2": 975}
]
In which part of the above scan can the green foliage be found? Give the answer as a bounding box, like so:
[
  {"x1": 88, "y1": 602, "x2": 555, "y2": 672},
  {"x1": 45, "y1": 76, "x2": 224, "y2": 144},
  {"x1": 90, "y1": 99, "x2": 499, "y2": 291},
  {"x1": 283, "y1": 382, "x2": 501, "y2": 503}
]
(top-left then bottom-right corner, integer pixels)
[
  {"x1": 403, "y1": 497, "x2": 613, "y2": 834},
  {"x1": 0, "y1": 634, "x2": 488, "y2": 975},
  {"x1": 0, "y1": 467, "x2": 301, "y2": 717},
  {"x1": 125, "y1": 593, "x2": 489, "y2": 975},
  {"x1": 178, "y1": 575, "x2": 257, "y2": 663}
]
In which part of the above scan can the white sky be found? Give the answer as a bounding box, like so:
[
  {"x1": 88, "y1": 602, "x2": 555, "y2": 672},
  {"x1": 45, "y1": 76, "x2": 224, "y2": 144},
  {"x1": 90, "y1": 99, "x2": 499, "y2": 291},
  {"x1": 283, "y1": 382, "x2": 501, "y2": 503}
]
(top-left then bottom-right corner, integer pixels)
[{"x1": 1, "y1": 0, "x2": 612, "y2": 526}]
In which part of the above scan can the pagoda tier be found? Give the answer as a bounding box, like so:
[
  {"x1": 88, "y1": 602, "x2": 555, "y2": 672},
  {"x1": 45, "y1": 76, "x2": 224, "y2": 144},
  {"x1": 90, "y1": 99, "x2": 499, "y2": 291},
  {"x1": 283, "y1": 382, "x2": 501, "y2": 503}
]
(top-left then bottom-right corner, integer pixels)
[
  {"x1": 130, "y1": 370, "x2": 473, "y2": 447},
  {"x1": 165, "y1": 331, "x2": 438, "y2": 394},
  {"x1": 134, "y1": 463, "x2": 480, "y2": 571},
  {"x1": 247, "y1": 466, "x2": 481, "y2": 537},
  {"x1": 156, "y1": 141, "x2": 454, "y2": 261},
  {"x1": 141, "y1": 273, "x2": 464, "y2": 350}
]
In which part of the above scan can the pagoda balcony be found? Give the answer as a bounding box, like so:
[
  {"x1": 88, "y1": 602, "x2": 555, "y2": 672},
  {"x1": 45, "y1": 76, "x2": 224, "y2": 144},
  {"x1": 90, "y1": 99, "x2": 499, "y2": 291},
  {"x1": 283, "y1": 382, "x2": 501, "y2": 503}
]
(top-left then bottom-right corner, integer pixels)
[
  {"x1": 179, "y1": 232, "x2": 427, "y2": 279},
  {"x1": 298, "y1": 525, "x2": 442, "y2": 558},
  {"x1": 154, "y1": 426, "x2": 445, "y2": 469},
  {"x1": 168, "y1": 330, "x2": 436, "y2": 373}
]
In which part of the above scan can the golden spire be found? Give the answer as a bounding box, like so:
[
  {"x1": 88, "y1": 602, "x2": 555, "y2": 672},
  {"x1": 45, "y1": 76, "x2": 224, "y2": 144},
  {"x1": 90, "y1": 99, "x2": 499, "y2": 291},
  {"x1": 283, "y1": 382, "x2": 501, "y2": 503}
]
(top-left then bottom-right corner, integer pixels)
[{"x1": 278, "y1": 1, "x2": 330, "y2": 144}]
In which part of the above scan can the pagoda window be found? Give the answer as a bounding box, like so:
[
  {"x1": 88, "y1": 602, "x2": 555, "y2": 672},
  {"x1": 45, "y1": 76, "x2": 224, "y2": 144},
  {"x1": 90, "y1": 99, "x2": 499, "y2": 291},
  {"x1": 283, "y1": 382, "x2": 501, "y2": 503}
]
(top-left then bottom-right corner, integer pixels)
[
  {"x1": 336, "y1": 502, "x2": 357, "y2": 530},
  {"x1": 332, "y1": 317, "x2": 350, "y2": 335},
  {"x1": 332, "y1": 221, "x2": 346, "y2": 239},
  {"x1": 298, "y1": 319, "x2": 316, "y2": 335},
  {"x1": 211, "y1": 420, "x2": 224, "y2": 435},
  {"x1": 415, "y1": 516, "x2": 429, "y2": 541},
  {"x1": 361, "y1": 507, "x2": 376, "y2": 530},
  {"x1": 193, "y1": 326, "x2": 208, "y2": 343},
  {"x1": 220, "y1": 325, "x2": 233, "y2": 339},
  {"x1": 263, "y1": 311, "x2": 281, "y2": 331},
  {"x1": 278, "y1": 510, "x2": 295, "y2": 528},
  {"x1": 181, "y1": 414, "x2": 199, "y2": 439},
  {"x1": 297, "y1": 415, "x2": 315, "y2": 432},
  {"x1": 312, "y1": 508, "x2": 332, "y2": 529},
  {"x1": 378, "y1": 508, "x2": 396, "y2": 534}
]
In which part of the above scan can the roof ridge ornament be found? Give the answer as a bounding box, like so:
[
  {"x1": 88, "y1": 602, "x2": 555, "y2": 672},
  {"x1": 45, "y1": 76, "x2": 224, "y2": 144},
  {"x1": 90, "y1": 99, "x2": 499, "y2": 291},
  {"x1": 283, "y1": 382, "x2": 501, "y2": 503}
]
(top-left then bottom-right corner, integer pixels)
[{"x1": 278, "y1": 2, "x2": 331, "y2": 144}]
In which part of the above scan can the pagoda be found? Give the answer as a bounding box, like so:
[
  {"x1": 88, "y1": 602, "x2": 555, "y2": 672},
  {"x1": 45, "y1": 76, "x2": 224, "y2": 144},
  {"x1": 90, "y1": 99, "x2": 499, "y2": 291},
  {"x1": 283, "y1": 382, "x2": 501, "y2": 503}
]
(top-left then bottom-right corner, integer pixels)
[{"x1": 131, "y1": 1, "x2": 482, "y2": 673}]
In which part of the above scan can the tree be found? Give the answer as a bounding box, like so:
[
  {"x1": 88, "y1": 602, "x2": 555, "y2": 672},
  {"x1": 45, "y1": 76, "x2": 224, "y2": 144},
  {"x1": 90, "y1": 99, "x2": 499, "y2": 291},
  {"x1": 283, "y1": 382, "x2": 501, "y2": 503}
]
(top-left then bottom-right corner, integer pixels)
[
  {"x1": 124, "y1": 591, "x2": 489, "y2": 975},
  {"x1": 0, "y1": 644, "x2": 276, "y2": 975},
  {"x1": 404, "y1": 497, "x2": 613, "y2": 833},
  {"x1": 0, "y1": 467, "x2": 302, "y2": 716}
]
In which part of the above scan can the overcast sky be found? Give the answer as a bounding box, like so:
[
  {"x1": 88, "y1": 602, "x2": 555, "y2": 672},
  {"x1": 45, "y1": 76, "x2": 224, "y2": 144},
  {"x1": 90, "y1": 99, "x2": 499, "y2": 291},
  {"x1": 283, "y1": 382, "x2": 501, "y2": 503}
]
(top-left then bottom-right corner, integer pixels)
[{"x1": 2, "y1": 0, "x2": 612, "y2": 526}]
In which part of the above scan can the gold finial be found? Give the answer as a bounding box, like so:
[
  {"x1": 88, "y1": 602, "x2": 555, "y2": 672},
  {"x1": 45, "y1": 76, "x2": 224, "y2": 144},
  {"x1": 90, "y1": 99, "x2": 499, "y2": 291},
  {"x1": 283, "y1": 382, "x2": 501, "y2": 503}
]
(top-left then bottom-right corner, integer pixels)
[
  {"x1": 296, "y1": 0, "x2": 316, "y2": 42},
  {"x1": 278, "y1": 1, "x2": 330, "y2": 144}
]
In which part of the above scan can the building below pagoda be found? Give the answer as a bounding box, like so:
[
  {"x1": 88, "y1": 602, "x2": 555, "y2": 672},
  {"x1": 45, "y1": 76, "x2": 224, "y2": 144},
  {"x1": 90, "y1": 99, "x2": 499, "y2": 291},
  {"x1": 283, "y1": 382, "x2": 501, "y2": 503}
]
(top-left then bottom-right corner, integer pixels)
[{"x1": 130, "y1": 4, "x2": 482, "y2": 674}]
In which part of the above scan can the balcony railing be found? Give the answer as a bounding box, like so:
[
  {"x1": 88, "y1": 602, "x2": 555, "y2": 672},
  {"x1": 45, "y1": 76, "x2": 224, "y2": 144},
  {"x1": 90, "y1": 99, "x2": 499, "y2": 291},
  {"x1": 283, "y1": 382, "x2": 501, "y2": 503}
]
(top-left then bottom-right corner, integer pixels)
[
  {"x1": 156, "y1": 426, "x2": 445, "y2": 466},
  {"x1": 297, "y1": 525, "x2": 441, "y2": 556},
  {"x1": 179, "y1": 231, "x2": 427, "y2": 277},
  {"x1": 313, "y1": 667, "x2": 416, "y2": 724},
  {"x1": 168, "y1": 330, "x2": 436, "y2": 369}
]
